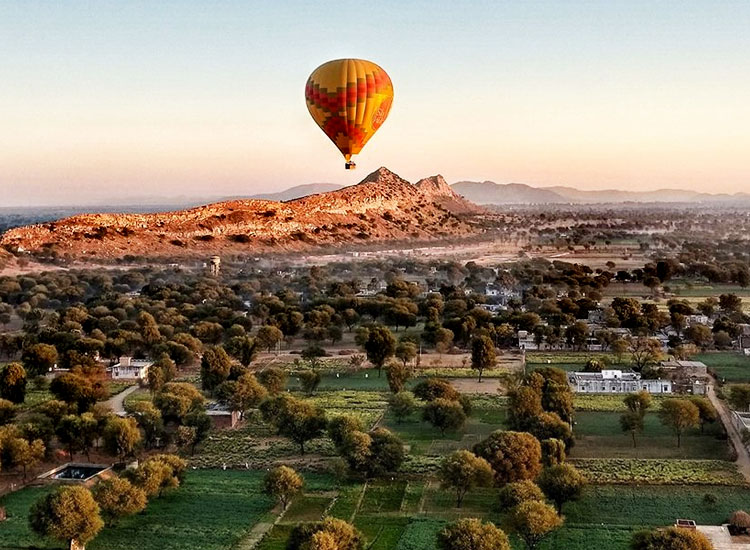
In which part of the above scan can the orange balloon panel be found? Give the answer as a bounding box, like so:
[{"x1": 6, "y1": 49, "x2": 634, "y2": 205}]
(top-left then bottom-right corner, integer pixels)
[{"x1": 305, "y1": 59, "x2": 394, "y2": 162}]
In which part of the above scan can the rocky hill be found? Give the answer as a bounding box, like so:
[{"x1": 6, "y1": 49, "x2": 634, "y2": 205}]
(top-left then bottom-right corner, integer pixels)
[{"x1": 1, "y1": 168, "x2": 486, "y2": 259}]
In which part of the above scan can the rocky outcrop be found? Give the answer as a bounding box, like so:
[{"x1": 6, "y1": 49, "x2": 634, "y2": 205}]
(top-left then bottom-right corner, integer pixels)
[{"x1": 1, "y1": 168, "x2": 485, "y2": 259}]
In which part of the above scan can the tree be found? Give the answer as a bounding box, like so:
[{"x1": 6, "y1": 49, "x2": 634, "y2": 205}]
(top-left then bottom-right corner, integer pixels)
[
  {"x1": 620, "y1": 410, "x2": 644, "y2": 448},
  {"x1": 103, "y1": 416, "x2": 142, "y2": 459},
  {"x1": 127, "y1": 401, "x2": 164, "y2": 448},
  {"x1": 363, "y1": 325, "x2": 396, "y2": 377},
  {"x1": 92, "y1": 477, "x2": 147, "y2": 525},
  {"x1": 56, "y1": 414, "x2": 83, "y2": 459},
  {"x1": 183, "y1": 410, "x2": 212, "y2": 454},
  {"x1": 200, "y1": 345, "x2": 232, "y2": 391},
  {"x1": 537, "y1": 463, "x2": 586, "y2": 513},
  {"x1": 263, "y1": 465, "x2": 303, "y2": 510},
  {"x1": 624, "y1": 390, "x2": 652, "y2": 415},
  {"x1": 328, "y1": 414, "x2": 365, "y2": 449},
  {"x1": 296, "y1": 369, "x2": 321, "y2": 396},
  {"x1": 658, "y1": 398, "x2": 700, "y2": 447},
  {"x1": 395, "y1": 341, "x2": 417, "y2": 368},
  {"x1": 22, "y1": 343, "x2": 58, "y2": 377},
  {"x1": 287, "y1": 517, "x2": 364, "y2": 550},
  {"x1": 385, "y1": 361, "x2": 412, "y2": 394},
  {"x1": 507, "y1": 386, "x2": 544, "y2": 430},
  {"x1": 473, "y1": 431, "x2": 542, "y2": 484},
  {"x1": 257, "y1": 367, "x2": 288, "y2": 395},
  {"x1": 719, "y1": 293, "x2": 742, "y2": 313},
  {"x1": 50, "y1": 373, "x2": 98, "y2": 412},
  {"x1": 437, "y1": 518, "x2": 510, "y2": 550},
  {"x1": 367, "y1": 427, "x2": 405, "y2": 476},
  {"x1": 730, "y1": 510, "x2": 750, "y2": 534},
  {"x1": 628, "y1": 338, "x2": 663, "y2": 372},
  {"x1": 0, "y1": 398, "x2": 17, "y2": 425},
  {"x1": 29, "y1": 486, "x2": 104, "y2": 550},
  {"x1": 470, "y1": 335, "x2": 496, "y2": 383},
  {"x1": 153, "y1": 382, "x2": 204, "y2": 421},
  {"x1": 508, "y1": 500, "x2": 563, "y2": 550},
  {"x1": 0, "y1": 362, "x2": 26, "y2": 404},
  {"x1": 413, "y1": 378, "x2": 460, "y2": 402},
  {"x1": 3, "y1": 435, "x2": 44, "y2": 479},
  {"x1": 439, "y1": 450, "x2": 494, "y2": 507},
  {"x1": 729, "y1": 384, "x2": 750, "y2": 411},
  {"x1": 266, "y1": 396, "x2": 327, "y2": 454},
  {"x1": 256, "y1": 325, "x2": 284, "y2": 353},
  {"x1": 216, "y1": 373, "x2": 267, "y2": 416},
  {"x1": 689, "y1": 396, "x2": 717, "y2": 433},
  {"x1": 630, "y1": 527, "x2": 712, "y2": 550},
  {"x1": 423, "y1": 398, "x2": 467, "y2": 436},
  {"x1": 498, "y1": 480, "x2": 545, "y2": 511},
  {"x1": 389, "y1": 391, "x2": 417, "y2": 423},
  {"x1": 540, "y1": 438, "x2": 566, "y2": 467}
]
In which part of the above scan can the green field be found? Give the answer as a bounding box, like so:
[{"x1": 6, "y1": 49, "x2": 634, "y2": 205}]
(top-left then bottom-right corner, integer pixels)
[
  {"x1": 0, "y1": 470, "x2": 275, "y2": 550},
  {"x1": 571, "y1": 411, "x2": 729, "y2": 460},
  {"x1": 697, "y1": 352, "x2": 750, "y2": 383}
]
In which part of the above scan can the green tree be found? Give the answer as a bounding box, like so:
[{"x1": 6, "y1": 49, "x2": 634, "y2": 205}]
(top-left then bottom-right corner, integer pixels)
[
  {"x1": 0, "y1": 398, "x2": 17, "y2": 425},
  {"x1": 127, "y1": 401, "x2": 164, "y2": 448},
  {"x1": 257, "y1": 366, "x2": 288, "y2": 395},
  {"x1": 29, "y1": 486, "x2": 104, "y2": 550},
  {"x1": 395, "y1": 341, "x2": 417, "y2": 367},
  {"x1": 200, "y1": 345, "x2": 232, "y2": 391},
  {"x1": 537, "y1": 463, "x2": 586, "y2": 513},
  {"x1": 299, "y1": 369, "x2": 322, "y2": 396},
  {"x1": 389, "y1": 391, "x2": 417, "y2": 423},
  {"x1": 508, "y1": 500, "x2": 563, "y2": 550},
  {"x1": 423, "y1": 398, "x2": 467, "y2": 436},
  {"x1": 287, "y1": 517, "x2": 364, "y2": 550},
  {"x1": 385, "y1": 361, "x2": 412, "y2": 393},
  {"x1": 620, "y1": 410, "x2": 644, "y2": 448},
  {"x1": 540, "y1": 438, "x2": 566, "y2": 467},
  {"x1": 498, "y1": 480, "x2": 545, "y2": 511},
  {"x1": 263, "y1": 465, "x2": 303, "y2": 510},
  {"x1": 689, "y1": 396, "x2": 717, "y2": 433},
  {"x1": 624, "y1": 390, "x2": 652, "y2": 415},
  {"x1": 658, "y1": 398, "x2": 700, "y2": 447},
  {"x1": 256, "y1": 325, "x2": 284, "y2": 353},
  {"x1": 473, "y1": 430, "x2": 542, "y2": 484},
  {"x1": 363, "y1": 325, "x2": 396, "y2": 377},
  {"x1": 630, "y1": 527, "x2": 713, "y2": 550},
  {"x1": 439, "y1": 450, "x2": 494, "y2": 507},
  {"x1": 92, "y1": 477, "x2": 147, "y2": 525},
  {"x1": 0, "y1": 362, "x2": 27, "y2": 404},
  {"x1": 437, "y1": 518, "x2": 510, "y2": 550},
  {"x1": 103, "y1": 416, "x2": 142, "y2": 459},
  {"x1": 21, "y1": 343, "x2": 58, "y2": 377},
  {"x1": 471, "y1": 335, "x2": 496, "y2": 382}
]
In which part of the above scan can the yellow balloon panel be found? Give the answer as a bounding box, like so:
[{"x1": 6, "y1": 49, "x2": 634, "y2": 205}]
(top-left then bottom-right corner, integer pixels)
[{"x1": 305, "y1": 58, "x2": 393, "y2": 162}]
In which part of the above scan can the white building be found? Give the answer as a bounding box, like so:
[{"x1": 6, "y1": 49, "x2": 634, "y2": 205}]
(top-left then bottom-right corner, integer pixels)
[
  {"x1": 110, "y1": 356, "x2": 152, "y2": 380},
  {"x1": 568, "y1": 369, "x2": 672, "y2": 394}
]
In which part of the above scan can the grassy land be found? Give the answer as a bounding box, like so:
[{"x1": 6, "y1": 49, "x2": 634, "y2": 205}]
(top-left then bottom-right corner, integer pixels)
[
  {"x1": 696, "y1": 352, "x2": 750, "y2": 383},
  {"x1": 0, "y1": 470, "x2": 274, "y2": 550},
  {"x1": 571, "y1": 411, "x2": 729, "y2": 460}
]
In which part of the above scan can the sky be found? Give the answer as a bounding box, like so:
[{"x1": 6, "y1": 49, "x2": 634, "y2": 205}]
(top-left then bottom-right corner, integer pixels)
[{"x1": 1, "y1": 1, "x2": 750, "y2": 206}]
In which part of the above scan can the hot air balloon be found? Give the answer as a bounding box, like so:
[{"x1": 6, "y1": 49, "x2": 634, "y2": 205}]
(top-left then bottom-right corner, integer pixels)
[{"x1": 305, "y1": 58, "x2": 394, "y2": 169}]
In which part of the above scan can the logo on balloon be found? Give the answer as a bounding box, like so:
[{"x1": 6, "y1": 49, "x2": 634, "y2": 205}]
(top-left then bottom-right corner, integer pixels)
[{"x1": 372, "y1": 97, "x2": 392, "y2": 130}]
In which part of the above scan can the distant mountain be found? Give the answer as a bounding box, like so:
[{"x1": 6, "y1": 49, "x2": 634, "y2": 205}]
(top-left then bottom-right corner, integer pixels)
[
  {"x1": 414, "y1": 175, "x2": 485, "y2": 215},
  {"x1": 452, "y1": 181, "x2": 568, "y2": 204},
  {"x1": 249, "y1": 183, "x2": 343, "y2": 202},
  {"x1": 2, "y1": 168, "x2": 485, "y2": 259},
  {"x1": 452, "y1": 180, "x2": 750, "y2": 205}
]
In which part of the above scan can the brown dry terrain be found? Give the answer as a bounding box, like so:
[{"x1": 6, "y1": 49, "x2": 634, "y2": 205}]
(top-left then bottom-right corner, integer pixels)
[{"x1": 0, "y1": 168, "x2": 487, "y2": 260}]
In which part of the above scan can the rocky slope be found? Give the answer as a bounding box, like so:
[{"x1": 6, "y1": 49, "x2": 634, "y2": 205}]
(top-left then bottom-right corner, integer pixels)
[{"x1": 1, "y1": 168, "x2": 486, "y2": 259}]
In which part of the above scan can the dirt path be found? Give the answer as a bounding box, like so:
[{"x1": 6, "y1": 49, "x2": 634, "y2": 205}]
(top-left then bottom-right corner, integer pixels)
[
  {"x1": 450, "y1": 378, "x2": 503, "y2": 394},
  {"x1": 103, "y1": 385, "x2": 138, "y2": 414},
  {"x1": 707, "y1": 381, "x2": 750, "y2": 483}
]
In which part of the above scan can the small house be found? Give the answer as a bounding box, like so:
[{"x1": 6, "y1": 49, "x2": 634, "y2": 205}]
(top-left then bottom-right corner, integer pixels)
[{"x1": 110, "y1": 356, "x2": 152, "y2": 380}]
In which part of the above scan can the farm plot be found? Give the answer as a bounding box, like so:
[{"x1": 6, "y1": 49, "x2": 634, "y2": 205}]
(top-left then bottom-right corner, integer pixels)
[
  {"x1": 571, "y1": 458, "x2": 743, "y2": 485},
  {"x1": 0, "y1": 470, "x2": 274, "y2": 550},
  {"x1": 571, "y1": 411, "x2": 730, "y2": 459},
  {"x1": 697, "y1": 352, "x2": 750, "y2": 383}
]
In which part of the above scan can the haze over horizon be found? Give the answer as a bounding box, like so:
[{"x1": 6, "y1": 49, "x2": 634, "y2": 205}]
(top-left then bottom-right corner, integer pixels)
[{"x1": 2, "y1": 1, "x2": 749, "y2": 206}]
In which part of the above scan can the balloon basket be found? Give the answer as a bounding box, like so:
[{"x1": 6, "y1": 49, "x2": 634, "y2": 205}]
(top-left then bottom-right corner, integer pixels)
[{"x1": 345, "y1": 161, "x2": 356, "y2": 170}]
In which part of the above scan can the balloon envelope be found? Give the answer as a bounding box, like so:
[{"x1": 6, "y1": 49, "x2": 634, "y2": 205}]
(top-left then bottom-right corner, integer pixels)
[{"x1": 305, "y1": 59, "x2": 394, "y2": 165}]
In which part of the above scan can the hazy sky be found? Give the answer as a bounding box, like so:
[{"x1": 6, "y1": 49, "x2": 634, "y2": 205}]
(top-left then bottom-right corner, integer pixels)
[{"x1": 1, "y1": 1, "x2": 749, "y2": 206}]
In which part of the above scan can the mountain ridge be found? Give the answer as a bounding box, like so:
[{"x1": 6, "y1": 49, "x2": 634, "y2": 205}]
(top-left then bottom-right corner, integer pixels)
[{"x1": 1, "y1": 168, "x2": 486, "y2": 259}]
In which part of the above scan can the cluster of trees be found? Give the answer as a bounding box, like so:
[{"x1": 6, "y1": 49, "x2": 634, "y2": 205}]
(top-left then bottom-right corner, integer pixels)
[{"x1": 28, "y1": 454, "x2": 185, "y2": 549}]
